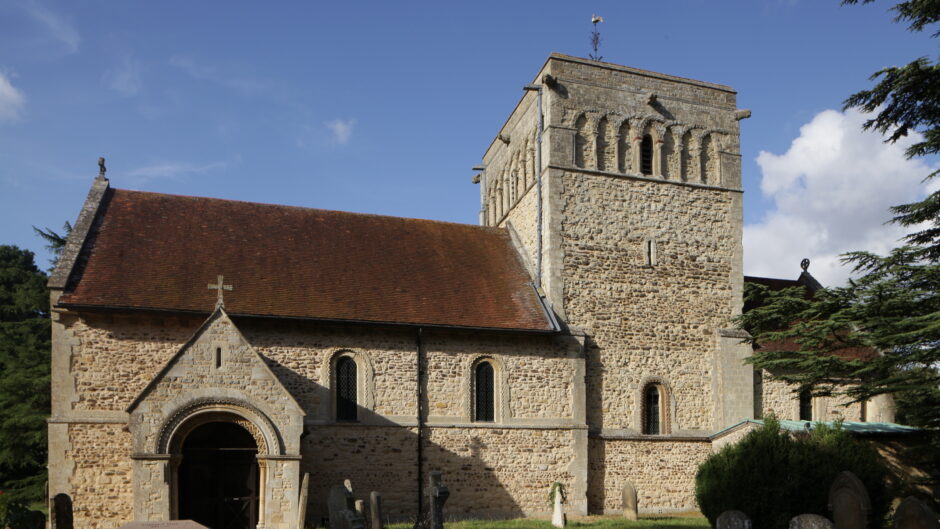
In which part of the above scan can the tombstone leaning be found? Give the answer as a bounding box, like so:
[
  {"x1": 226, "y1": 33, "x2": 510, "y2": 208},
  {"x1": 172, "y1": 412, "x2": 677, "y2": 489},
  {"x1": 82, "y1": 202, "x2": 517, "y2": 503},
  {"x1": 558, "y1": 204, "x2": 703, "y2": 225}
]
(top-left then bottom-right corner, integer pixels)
[
  {"x1": 622, "y1": 481, "x2": 638, "y2": 521},
  {"x1": 716, "y1": 510, "x2": 752, "y2": 529},
  {"x1": 828, "y1": 471, "x2": 871, "y2": 529},
  {"x1": 894, "y1": 496, "x2": 939, "y2": 529},
  {"x1": 328, "y1": 484, "x2": 365, "y2": 529},
  {"x1": 790, "y1": 514, "x2": 835, "y2": 529},
  {"x1": 369, "y1": 491, "x2": 385, "y2": 529},
  {"x1": 549, "y1": 482, "x2": 566, "y2": 528}
]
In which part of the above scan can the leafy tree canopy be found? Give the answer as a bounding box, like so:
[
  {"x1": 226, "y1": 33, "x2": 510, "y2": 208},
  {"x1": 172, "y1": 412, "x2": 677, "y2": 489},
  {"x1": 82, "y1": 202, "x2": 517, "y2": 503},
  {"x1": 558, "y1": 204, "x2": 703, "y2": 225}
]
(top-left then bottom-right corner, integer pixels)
[{"x1": 0, "y1": 246, "x2": 51, "y2": 503}]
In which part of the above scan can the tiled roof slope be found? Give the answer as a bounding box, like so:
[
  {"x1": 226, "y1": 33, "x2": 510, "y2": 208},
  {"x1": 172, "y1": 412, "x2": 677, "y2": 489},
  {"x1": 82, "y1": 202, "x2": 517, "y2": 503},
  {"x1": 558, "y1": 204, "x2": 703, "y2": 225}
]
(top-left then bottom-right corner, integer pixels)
[{"x1": 57, "y1": 189, "x2": 555, "y2": 332}]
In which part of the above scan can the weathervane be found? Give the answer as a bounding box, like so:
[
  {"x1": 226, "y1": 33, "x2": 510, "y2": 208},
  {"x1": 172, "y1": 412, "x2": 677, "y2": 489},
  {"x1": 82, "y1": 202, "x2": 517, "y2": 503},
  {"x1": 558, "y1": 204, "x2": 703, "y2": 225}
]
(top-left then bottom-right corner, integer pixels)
[
  {"x1": 590, "y1": 14, "x2": 604, "y2": 61},
  {"x1": 207, "y1": 275, "x2": 233, "y2": 308}
]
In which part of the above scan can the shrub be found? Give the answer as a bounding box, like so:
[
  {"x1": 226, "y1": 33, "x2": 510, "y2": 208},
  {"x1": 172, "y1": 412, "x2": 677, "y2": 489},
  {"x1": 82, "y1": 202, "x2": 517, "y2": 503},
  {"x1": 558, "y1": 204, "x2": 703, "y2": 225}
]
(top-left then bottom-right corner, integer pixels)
[{"x1": 695, "y1": 417, "x2": 891, "y2": 529}]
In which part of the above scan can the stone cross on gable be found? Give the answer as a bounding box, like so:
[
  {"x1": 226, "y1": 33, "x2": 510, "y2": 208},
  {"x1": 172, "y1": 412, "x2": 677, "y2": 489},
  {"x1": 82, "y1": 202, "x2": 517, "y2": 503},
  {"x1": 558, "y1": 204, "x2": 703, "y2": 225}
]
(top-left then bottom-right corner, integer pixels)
[{"x1": 207, "y1": 275, "x2": 233, "y2": 308}]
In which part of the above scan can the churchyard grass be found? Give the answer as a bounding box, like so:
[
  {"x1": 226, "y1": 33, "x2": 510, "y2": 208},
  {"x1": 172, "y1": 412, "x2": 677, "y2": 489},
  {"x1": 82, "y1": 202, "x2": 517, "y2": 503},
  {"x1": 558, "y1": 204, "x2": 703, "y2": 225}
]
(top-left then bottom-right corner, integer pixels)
[{"x1": 387, "y1": 515, "x2": 709, "y2": 529}]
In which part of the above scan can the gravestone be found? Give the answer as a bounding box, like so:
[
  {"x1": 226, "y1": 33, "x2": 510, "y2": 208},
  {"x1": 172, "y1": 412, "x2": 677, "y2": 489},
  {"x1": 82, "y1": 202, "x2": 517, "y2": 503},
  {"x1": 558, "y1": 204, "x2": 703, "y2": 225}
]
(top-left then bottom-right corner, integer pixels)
[
  {"x1": 550, "y1": 483, "x2": 566, "y2": 528},
  {"x1": 355, "y1": 500, "x2": 365, "y2": 515},
  {"x1": 622, "y1": 481, "x2": 638, "y2": 521},
  {"x1": 328, "y1": 484, "x2": 365, "y2": 529},
  {"x1": 297, "y1": 473, "x2": 310, "y2": 529},
  {"x1": 716, "y1": 510, "x2": 752, "y2": 529},
  {"x1": 369, "y1": 491, "x2": 384, "y2": 529},
  {"x1": 428, "y1": 471, "x2": 450, "y2": 529},
  {"x1": 345, "y1": 479, "x2": 354, "y2": 493},
  {"x1": 829, "y1": 471, "x2": 871, "y2": 529},
  {"x1": 894, "y1": 497, "x2": 939, "y2": 529},
  {"x1": 51, "y1": 493, "x2": 73, "y2": 529},
  {"x1": 119, "y1": 523, "x2": 209, "y2": 529},
  {"x1": 791, "y1": 514, "x2": 835, "y2": 529}
]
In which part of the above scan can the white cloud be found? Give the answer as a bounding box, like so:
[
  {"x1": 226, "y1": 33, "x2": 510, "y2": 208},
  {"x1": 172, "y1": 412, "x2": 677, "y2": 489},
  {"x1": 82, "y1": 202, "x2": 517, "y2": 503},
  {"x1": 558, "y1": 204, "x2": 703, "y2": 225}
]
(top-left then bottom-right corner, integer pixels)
[
  {"x1": 103, "y1": 56, "x2": 142, "y2": 97},
  {"x1": 126, "y1": 160, "x2": 229, "y2": 184},
  {"x1": 0, "y1": 72, "x2": 25, "y2": 121},
  {"x1": 325, "y1": 118, "x2": 355, "y2": 145},
  {"x1": 23, "y1": 0, "x2": 80, "y2": 54},
  {"x1": 744, "y1": 108, "x2": 936, "y2": 286}
]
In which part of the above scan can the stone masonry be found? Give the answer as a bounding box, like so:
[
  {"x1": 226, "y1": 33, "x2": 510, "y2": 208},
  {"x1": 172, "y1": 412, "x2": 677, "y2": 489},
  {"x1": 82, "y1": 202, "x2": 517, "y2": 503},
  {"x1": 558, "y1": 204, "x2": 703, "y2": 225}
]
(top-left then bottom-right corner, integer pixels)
[{"x1": 46, "y1": 53, "x2": 888, "y2": 528}]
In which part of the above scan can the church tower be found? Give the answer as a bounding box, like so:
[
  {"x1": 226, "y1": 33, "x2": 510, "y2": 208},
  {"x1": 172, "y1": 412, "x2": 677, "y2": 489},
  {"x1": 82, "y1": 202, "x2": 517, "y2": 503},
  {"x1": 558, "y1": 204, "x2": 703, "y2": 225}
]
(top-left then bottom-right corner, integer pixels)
[{"x1": 478, "y1": 54, "x2": 754, "y2": 512}]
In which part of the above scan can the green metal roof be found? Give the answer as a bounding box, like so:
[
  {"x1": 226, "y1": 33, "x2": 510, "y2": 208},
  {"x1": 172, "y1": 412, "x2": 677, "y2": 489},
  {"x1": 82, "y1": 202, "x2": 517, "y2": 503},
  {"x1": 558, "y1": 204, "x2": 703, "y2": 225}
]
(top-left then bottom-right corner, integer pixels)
[{"x1": 713, "y1": 419, "x2": 923, "y2": 439}]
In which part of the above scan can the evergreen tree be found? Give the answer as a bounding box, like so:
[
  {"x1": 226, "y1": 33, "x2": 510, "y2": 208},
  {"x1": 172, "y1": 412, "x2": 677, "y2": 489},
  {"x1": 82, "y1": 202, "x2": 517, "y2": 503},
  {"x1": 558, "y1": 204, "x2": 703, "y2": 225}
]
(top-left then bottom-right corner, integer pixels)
[
  {"x1": 740, "y1": 0, "x2": 940, "y2": 496},
  {"x1": 0, "y1": 246, "x2": 51, "y2": 503}
]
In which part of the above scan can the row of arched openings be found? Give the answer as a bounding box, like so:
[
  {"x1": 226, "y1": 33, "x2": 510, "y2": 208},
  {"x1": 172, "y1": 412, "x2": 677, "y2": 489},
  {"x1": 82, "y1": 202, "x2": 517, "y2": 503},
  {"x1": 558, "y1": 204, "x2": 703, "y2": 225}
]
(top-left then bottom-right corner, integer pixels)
[
  {"x1": 330, "y1": 354, "x2": 498, "y2": 423},
  {"x1": 575, "y1": 114, "x2": 721, "y2": 185},
  {"x1": 331, "y1": 354, "x2": 670, "y2": 435}
]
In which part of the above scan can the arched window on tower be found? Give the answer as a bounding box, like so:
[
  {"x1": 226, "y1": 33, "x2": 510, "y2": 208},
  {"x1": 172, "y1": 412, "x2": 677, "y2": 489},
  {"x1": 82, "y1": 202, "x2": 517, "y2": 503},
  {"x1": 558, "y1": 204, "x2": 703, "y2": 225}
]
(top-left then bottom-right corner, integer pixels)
[
  {"x1": 643, "y1": 384, "x2": 666, "y2": 435},
  {"x1": 335, "y1": 356, "x2": 358, "y2": 422},
  {"x1": 640, "y1": 134, "x2": 654, "y2": 176},
  {"x1": 474, "y1": 361, "x2": 495, "y2": 422}
]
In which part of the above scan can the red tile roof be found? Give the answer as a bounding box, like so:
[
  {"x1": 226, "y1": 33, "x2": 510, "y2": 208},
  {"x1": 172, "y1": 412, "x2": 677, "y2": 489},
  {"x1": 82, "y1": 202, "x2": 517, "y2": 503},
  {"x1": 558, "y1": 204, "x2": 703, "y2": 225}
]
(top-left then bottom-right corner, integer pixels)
[{"x1": 57, "y1": 188, "x2": 555, "y2": 331}]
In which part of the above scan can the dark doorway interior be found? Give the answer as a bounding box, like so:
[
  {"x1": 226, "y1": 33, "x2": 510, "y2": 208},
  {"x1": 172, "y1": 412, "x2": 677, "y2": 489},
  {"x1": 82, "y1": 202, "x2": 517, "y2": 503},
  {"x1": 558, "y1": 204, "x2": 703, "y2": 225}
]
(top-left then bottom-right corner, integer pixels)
[{"x1": 179, "y1": 422, "x2": 259, "y2": 529}]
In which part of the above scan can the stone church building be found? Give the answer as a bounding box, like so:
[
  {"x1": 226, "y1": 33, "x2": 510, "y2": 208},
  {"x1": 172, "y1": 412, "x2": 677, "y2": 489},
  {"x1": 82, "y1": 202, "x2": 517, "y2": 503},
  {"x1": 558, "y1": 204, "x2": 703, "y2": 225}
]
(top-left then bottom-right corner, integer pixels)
[{"x1": 47, "y1": 54, "x2": 893, "y2": 529}]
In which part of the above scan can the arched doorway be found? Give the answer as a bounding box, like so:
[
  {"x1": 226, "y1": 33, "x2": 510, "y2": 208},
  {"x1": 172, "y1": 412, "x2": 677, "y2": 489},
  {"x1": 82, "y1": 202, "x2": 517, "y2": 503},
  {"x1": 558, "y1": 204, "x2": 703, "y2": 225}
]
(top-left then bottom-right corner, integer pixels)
[{"x1": 178, "y1": 421, "x2": 259, "y2": 529}]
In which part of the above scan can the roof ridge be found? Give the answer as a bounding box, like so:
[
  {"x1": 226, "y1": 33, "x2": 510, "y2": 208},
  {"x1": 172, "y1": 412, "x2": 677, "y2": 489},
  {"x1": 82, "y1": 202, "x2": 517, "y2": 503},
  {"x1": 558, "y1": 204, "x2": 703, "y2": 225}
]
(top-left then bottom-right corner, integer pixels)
[{"x1": 110, "y1": 187, "x2": 507, "y2": 232}]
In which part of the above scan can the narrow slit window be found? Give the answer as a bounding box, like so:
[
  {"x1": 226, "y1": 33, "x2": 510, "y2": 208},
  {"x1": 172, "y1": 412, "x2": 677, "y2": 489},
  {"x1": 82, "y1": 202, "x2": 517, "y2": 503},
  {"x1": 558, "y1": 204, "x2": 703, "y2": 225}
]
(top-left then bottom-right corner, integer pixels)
[
  {"x1": 215, "y1": 347, "x2": 222, "y2": 369},
  {"x1": 474, "y1": 361, "x2": 495, "y2": 422},
  {"x1": 644, "y1": 385, "x2": 661, "y2": 435},
  {"x1": 336, "y1": 356, "x2": 358, "y2": 422},
  {"x1": 646, "y1": 240, "x2": 657, "y2": 267},
  {"x1": 640, "y1": 134, "x2": 653, "y2": 175}
]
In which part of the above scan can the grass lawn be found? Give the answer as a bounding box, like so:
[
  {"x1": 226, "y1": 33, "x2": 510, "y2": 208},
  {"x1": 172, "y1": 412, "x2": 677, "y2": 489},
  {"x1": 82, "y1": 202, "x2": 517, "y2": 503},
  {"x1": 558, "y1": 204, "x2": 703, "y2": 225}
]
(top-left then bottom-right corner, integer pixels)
[{"x1": 388, "y1": 514, "x2": 710, "y2": 529}]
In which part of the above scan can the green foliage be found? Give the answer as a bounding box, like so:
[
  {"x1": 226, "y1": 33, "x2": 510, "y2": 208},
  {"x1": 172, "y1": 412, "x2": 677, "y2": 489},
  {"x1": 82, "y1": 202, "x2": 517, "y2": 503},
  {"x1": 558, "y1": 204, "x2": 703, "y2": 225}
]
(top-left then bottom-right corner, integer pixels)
[
  {"x1": 31, "y1": 222, "x2": 70, "y2": 269},
  {"x1": 695, "y1": 418, "x2": 890, "y2": 529},
  {"x1": 0, "y1": 495, "x2": 45, "y2": 529},
  {"x1": 0, "y1": 246, "x2": 51, "y2": 503},
  {"x1": 547, "y1": 482, "x2": 566, "y2": 505},
  {"x1": 739, "y1": 248, "x2": 940, "y2": 423}
]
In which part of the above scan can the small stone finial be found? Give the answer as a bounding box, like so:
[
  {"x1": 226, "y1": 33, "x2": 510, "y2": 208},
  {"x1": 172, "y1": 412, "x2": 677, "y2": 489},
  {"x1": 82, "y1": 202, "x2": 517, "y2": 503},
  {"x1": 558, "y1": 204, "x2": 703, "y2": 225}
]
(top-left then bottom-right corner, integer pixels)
[
  {"x1": 98, "y1": 157, "x2": 107, "y2": 178},
  {"x1": 801, "y1": 258, "x2": 810, "y2": 272},
  {"x1": 207, "y1": 275, "x2": 233, "y2": 308},
  {"x1": 647, "y1": 93, "x2": 658, "y2": 106}
]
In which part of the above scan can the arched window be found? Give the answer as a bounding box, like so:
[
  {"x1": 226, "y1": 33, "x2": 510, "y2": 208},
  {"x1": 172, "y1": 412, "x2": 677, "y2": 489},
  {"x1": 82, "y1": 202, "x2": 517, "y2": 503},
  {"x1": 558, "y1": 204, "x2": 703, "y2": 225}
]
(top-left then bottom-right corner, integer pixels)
[
  {"x1": 643, "y1": 384, "x2": 662, "y2": 434},
  {"x1": 640, "y1": 134, "x2": 653, "y2": 175},
  {"x1": 474, "y1": 361, "x2": 495, "y2": 422},
  {"x1": 335, "y1": 356, "x2": 358, "y2": 422},
  {"x1": 799, "y1": 389, "x2": 812, "y2": 421}
]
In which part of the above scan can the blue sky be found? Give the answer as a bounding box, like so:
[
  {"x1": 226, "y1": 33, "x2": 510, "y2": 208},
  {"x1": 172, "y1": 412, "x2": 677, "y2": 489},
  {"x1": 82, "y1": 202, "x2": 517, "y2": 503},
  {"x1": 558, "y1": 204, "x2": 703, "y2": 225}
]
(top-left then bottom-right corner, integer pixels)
[{"x1": 0, "y1": 0, "x2": 936, "y2": 285}]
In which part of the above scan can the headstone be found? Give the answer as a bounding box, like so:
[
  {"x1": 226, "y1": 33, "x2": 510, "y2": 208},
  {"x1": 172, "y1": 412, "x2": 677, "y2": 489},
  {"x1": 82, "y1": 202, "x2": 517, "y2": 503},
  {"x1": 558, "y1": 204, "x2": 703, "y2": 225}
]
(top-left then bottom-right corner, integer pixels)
[
  {"x1": 369, "y1": 491, "x2": 384, "y2": 529},
  {"x1": 790, "y1": 514, "x2": 835, "y2": 529},
  {"x1": 328, "y1": 484, "x2": 365, "y2": 529},
  {"x1": 345, "y1": 479, "x2": 354, "y2": 493},
  {"x1": 716, "y1": 510, "x2": 752, "y2": 529},
  {"x1": 829, "y1": 471, "x2": 871, "y2": 529},
  {"x1": 894, "y1": 497, "x2": 939, "y2": 529},
  {"x1": 119, "y1": 523, "x2": 209, "y2": 529},
  {"x1": 622, "y1": 481, "x2": 638, "y2": 521},
  {"x1": 551, "y1": 483, "x2": 566, "y2": 528},
  {"x1": 51, "y1": 493, "x2": 73, "y2": 529},
  {"x1": 355, "y1": 500, "x2": 365, "y2": 515},
  {"x1": 296, "y1": 473, "x2": 310, "y2": 529},
  {"x1": 428, "y1": 471, "x2": 450, "y2": 529}
]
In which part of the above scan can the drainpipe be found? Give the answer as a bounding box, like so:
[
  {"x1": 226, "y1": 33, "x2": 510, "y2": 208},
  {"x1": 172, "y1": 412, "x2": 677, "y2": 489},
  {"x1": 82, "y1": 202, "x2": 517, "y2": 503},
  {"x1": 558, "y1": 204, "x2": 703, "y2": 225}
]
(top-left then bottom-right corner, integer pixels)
[
  {"x1": 415, "y1": 327, "x2": 425, "y2": 521},
  {"x1": 523, "y1": 83, "x2": 544, "y2": 289}
]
